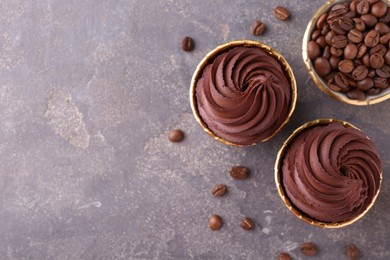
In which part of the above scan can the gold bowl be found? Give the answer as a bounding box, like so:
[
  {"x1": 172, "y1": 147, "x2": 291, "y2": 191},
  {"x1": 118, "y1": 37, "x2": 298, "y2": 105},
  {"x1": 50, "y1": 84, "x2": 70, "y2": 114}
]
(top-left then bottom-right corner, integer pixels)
[
  {"x1": 302, "y1": 0, "x2": 390, "y2": 106},
  {"x1": 190, "y1": 40, "x2": 297, "y2": 146},
  {"x1": 275, "y1": 118, "x2": 382, "y2": 228}
]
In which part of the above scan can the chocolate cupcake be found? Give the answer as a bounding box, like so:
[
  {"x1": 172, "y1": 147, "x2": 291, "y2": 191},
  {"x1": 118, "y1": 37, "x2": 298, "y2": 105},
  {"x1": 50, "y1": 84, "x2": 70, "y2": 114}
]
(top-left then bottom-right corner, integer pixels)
[
  {"x1": 191, "y1": 40, "x2": 297, "y2": 146},
  {"x1": 275, "y1": 119, "x2": 382, "y2": 227}
]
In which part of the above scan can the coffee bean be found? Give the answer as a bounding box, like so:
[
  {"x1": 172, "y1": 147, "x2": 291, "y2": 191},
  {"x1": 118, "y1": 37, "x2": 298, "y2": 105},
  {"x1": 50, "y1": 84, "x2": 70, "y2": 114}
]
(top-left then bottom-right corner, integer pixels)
[
  {"x1": 317, "y1": 13, "x2": 328, "y2": 29},
  {"x1": 344, "y1": 43, "x2": 358, "y2": 59},
  {"x1": 316, "y1": 36, "x2": 327, "y2": 48},
  {"x1": 339, "y1": 59, "x2": 355, "y2": 73},
  {"x1": 362, "y1": 53, "x2": 371, "y2": 67},
  {"x1": 379, "y1": 8, "x2": 390, "y2": 23},
  {"x1": 334, "y1": 72, "x2": 350, "y2": 90},
  {"x1": 367, "y1": 0, "x2": 379, "y2": 4},
  {"x1": 240, "y1": 217, "x2": 254, "y2": 230},
  {"x1": 181, "y1": 37, "x2": 194, "y2": 52},
  {"x1": 332, "y1": 35, "x2": 348, "y2": 48},
  {"x1": 211, "y1": 184, "x2": 227, "y2": 197},
  {"x1": 361, "y1": 14, "x2": 378, "y2": 27},
  {"x1": 339, "y1": 16, "x2": 354, "y2": 31},
  {"x1": 375, "y1": 23, "x2": 390, "y2": 35},
  {"x1": 353, "y1": 18, "x2": 366, "y2": 31},
  {"x1": 357, "y1": 77, "x2": 374, "y2": 90},
  {"x1": 370, "y1": 53, "x2": 385, "y2": 68},
  {"x1": 311, "y1": 29, "x2": 322, "y2": 40},
  {"x1": 346, "y1": 243, "x2": 360, "y2": 260},
  {"x1": 315, "y1": 57, "x2": 331, "y2": 76},
  {"x1": 278, "y1": 252, "x2": 292, "y2": 260},
  {"x1": 273, "y1": 6, "x2": 290, "y2": 21},
  {"x1": 346, "y1": 10, "x2": 357, "y2": 19},
  {"x1": 347, "y1": 89, "x2": 366, "y2": 100},
  {"x1": 380, "y1": 32, "x2": 390, "y2": 44},
  {"x1": 373, "y1": 77, "x2": 389, "y2": 88},
  {"x1": 385, "y1": 49, "x2": 390, "y2": 65},
  {"x1": 353, "y1": 65, "x2": 369, "y2": 80},
  {"x1": 308, "y1": 41, "x2": 321, "y2": 59},
  {"x1": 323, "y1": 46, "x2": 331, "y2": 59},
  {"x1": 300, "y1": 242, "x2": 318, "y2": 256},
  {"x1": 350, "y1": 1, "x2": 357, "y2": 12},
  {"x1": 367, "y1": 87, "x2": 381, "y2": 95},
  {"x1": 356, "y1": 0, "x2": 370, "y2": 15},
  {"x1": 331, "y1": 46, "x2": 343, "y2": 57},
  {"x1": 376, "y1": 67, "x2": 390, "y2": 78},
  {"x1": 329, "y1": 83, "x2": 343, "y2": 91},
  {"x1": 365, "y1": 30, "x2": 380, "y2": 47},
  {"x1": 208, "y1": 214, "x2": 223, "y2": 230},
  {"x1": 325, "y1": 30, "x2": 337, "y2": 45},
  {"x1": 330, "y1": 56, "x2": 341, "y2": 69},
  {"x1": 229, "y1": 166, "x2": 250, "y2": 179},
  {"x1": 357, "y1": 44, "x2": 368, "y2": 58},
  {"x1": 370, "y1": 44, "x2": 386, "y2": 56},
  {"x1": 251, "y1": 20, "x2": 266, "y2": 36},
  {"x1": 321, "y1": 24, "x2": 331, "y2": 35},
  {"x1": 371, "y1": 1, "x2": 388, "y2": 17},
  {"x1": 328, "y1": 4, "x2": 348, "y2": 22},
  {"x1": 168, "y1": 129, "x2": 184, "y2": 142},
  {"x1": 348, "y1": 29, "x2": 364, "y2": 43},
  {"x1": 330, "y1": 20, "x2": 346, "y2": 35}
]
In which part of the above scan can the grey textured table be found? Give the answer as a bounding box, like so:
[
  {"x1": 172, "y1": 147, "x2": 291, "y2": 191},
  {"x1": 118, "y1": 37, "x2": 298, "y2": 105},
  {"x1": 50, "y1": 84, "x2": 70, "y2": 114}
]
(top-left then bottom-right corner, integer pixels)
[{"x1": 0, "y1": 0, "x2": 389, "y2": 259}]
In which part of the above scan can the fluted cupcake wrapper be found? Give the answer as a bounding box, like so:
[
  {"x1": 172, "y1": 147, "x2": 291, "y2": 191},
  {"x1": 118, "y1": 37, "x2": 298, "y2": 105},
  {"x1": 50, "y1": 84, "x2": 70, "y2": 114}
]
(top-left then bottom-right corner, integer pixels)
[
  {"x1": 275, "y1": 118, "x2": 382, "y2": 228},
  {"x1": 190, "y1": 40, "x2": 297, "y2": 146},
  {"x1": 303, "y1": 0, "x2": 390, "y2": 106}
]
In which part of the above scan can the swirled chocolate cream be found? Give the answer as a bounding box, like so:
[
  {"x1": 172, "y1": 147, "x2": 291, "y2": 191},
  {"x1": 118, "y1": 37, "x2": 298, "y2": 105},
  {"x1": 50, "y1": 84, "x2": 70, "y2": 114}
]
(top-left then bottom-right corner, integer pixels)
[
  {"x1": 282, "y1": 122, "x2": 381, "y2": 223},
  {"x1": 195, "y1": 47, "x2": 291, "y2": 145}
]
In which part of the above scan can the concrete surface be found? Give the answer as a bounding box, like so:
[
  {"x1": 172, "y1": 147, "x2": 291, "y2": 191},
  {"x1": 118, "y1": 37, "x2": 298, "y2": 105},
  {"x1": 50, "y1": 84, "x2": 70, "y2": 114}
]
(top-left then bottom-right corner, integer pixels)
[{"x1": 0, "y1": 0, "x2": 389, "y2": 259}]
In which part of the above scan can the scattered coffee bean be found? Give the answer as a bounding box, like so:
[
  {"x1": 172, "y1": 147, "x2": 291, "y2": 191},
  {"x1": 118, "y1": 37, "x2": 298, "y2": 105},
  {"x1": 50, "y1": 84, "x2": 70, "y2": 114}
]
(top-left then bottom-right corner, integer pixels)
[
  {"x1": 278, "y1": 252, "x2": 292, "y2": 260},
  {"x1": 229, "y1": 166, "x2": 250, "y2": 179},
  {"x1": 300, "y1": 242, "x2": 319, "y2": 256},
  {"x1": 208, "y1": 214, "x2": 223, "y2": 230},
  {"x1": 240, "y1": 217, "x2": 254, "y2": 230},
  {"x1": 181, "y1": 37, "x2": 194, "y2": 52},
  {"x1": 211, "y1": 184, "x2": 227, "y2": 197},
  {"x1": 273, "y1": 6, "x2": 290, "y2": 21},
  {"x1": 250, "y1": 20, "x2": 266, "y2": 36},
  {"x1": 168, "y1": 129, "x2": 184, "y2": 142},
  {"x1": 346, "y1": 243, "x2": 360, "y2": 260}
]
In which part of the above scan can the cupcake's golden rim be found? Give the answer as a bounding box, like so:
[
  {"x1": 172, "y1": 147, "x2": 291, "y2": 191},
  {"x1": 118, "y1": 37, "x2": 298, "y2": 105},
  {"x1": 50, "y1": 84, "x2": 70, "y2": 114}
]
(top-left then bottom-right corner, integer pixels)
[
  {"x1": 274, "y1": 118, "x2": 382, "y2": 228},
  {"x1": 302, "y1": 0, "x2": 390, "y2": 106},
  {"x1": 190, "y1": 40, "x2": 297, "y2": 147}
]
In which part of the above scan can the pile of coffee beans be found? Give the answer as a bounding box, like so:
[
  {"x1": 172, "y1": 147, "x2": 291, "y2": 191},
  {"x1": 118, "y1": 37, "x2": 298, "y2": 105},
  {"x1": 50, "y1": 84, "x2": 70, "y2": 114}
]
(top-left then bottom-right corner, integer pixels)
[{"x1": 308, "y1": 0, "x2": 390, "y2": 100}]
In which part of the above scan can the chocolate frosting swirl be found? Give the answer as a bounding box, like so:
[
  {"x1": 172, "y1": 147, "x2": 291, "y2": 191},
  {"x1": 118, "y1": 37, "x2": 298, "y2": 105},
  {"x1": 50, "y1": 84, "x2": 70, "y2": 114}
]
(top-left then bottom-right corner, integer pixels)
[
  {"x1": 195, "y1": 46, "x2": 291, "y2": 145},
  {"x1": 282, "y1": 123, "x2": 381, "y2": 223}
]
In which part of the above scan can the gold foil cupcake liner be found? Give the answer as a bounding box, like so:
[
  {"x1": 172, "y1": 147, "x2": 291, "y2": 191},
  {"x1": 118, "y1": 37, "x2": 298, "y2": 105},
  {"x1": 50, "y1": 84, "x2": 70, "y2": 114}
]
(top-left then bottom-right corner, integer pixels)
[
  {"x1": 275, "y1": 118, "x2": 382, "y2": 228},
  {"x1": 190, "y1": 40, "x2": 297, "y2": 146},
  {"x1": 302, "y1": 0, "x2": 390, "y2": 106}
]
